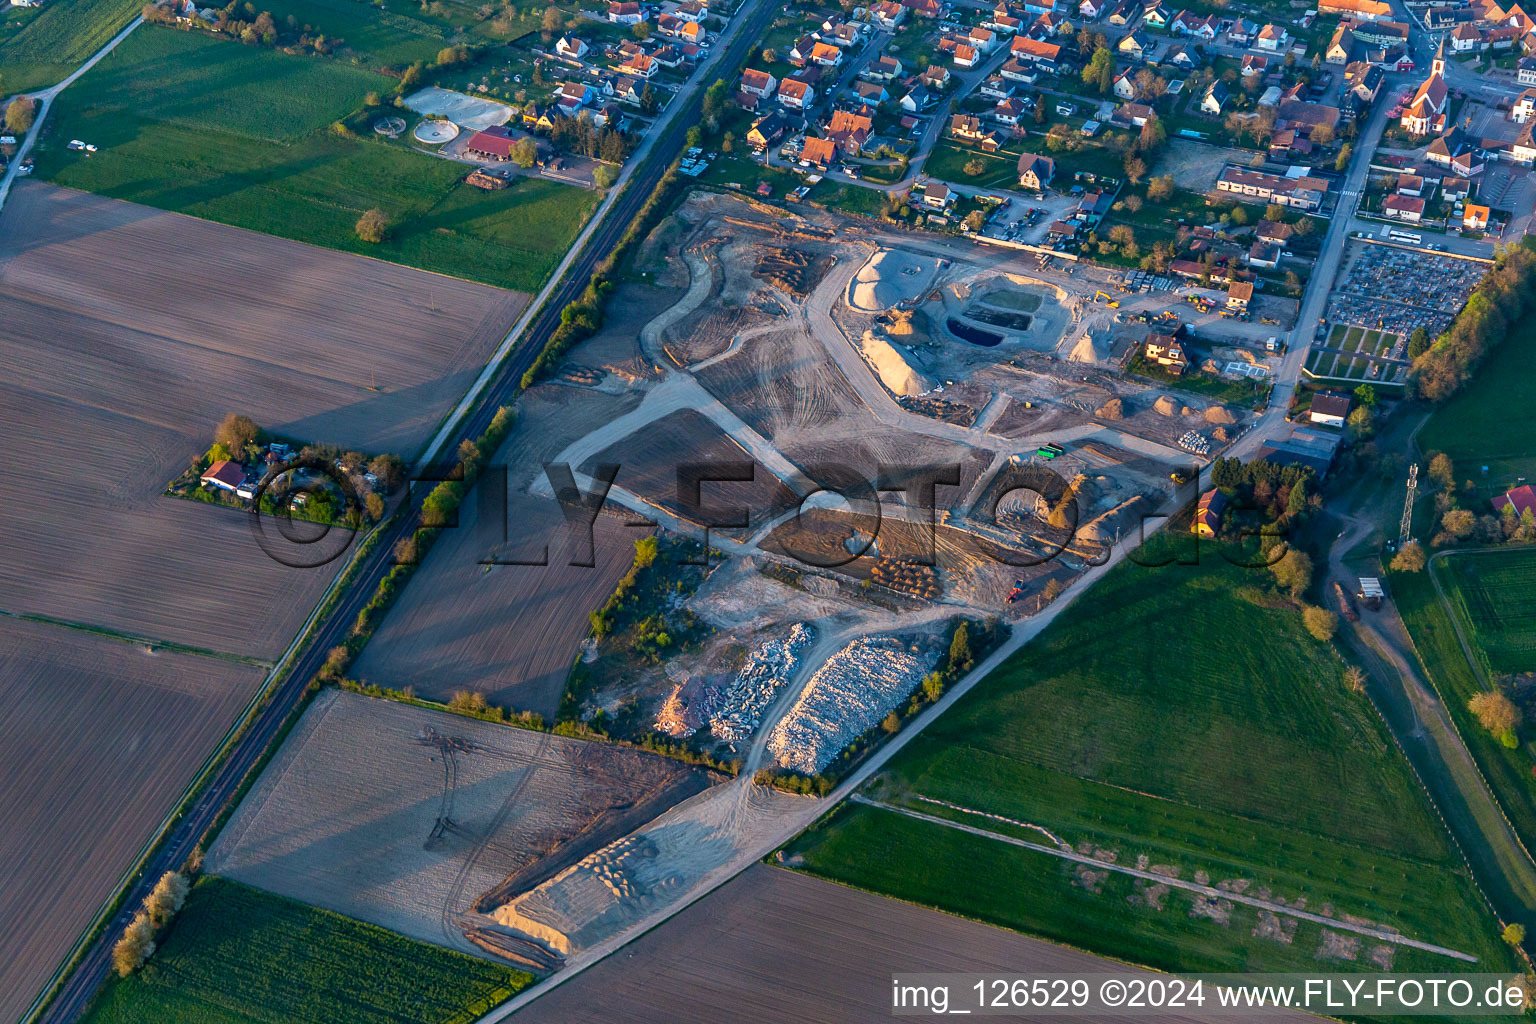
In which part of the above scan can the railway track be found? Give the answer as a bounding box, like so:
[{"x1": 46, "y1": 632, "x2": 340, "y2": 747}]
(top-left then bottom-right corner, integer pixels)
[{"x1": 30, "y1": 2, "x2": 774, "y2": 1019}]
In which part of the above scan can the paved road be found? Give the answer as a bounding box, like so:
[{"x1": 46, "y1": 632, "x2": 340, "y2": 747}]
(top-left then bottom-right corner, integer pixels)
[
  {"x1": 0, "y1": 16, "x2": 142, "y2": 214},
  {"x1": 25, "y1": 2, "x2": 777, "y2": 1021}
]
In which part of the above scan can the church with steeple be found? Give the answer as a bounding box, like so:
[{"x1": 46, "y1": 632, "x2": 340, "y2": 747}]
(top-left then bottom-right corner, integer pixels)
[{"x1": 1401, "y1": 37, "x2": 1450, "y2": 135}]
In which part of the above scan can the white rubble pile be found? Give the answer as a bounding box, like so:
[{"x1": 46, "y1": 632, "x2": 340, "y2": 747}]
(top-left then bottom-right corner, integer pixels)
[
  {"x1": 767, "y1": 635, "x2": 937, "y2": 774},
  {"x1": 709, "y1": 624, "x2": 813, "y2": 741}
]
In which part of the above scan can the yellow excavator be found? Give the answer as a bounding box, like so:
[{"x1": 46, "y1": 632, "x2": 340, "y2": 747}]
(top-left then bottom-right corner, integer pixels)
[{"x1": 1094, "y1": 290, "x2": 1120, "y2": 308}]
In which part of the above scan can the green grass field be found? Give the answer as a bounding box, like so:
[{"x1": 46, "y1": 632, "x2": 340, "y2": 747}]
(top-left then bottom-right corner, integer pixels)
[
  {"x1": 82, "y1": 877, "x2": 530, "y2": 1024},
  {"x1": 1437, "y1": 548, "x2": 1536, "y2": 677},
  {"x1": 36, "y1": 28, "x2": 596, "y2": 293},
  {"x1": 1392, "y1": 561, "x2": 1536, "y2": 868},
  {"x1": 1418, "y1": 312, "x2": 1536, "y2": 488},
  {"x1": 922, "y1": 141, "x2": 1023, "y2": 189},
  {"x1": 252, "y1": 0, "x2": 448, "y2": 66},
  {"x1": 787, "y1": 543, "x2": 1518, "y2": 975},
  {"x1": 0, "y1": 0, "x2": 141, "y2": 94}
]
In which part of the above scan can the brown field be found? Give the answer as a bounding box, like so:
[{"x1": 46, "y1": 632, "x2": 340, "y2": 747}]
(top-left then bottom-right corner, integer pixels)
[
  {"x1": 512, "y1": 865, "x2": 1312, "y2": 1023},
  {"x1": 0, "y1": 617, "x2": 265, "y2": 1023},
  {"x1": 0, "y1": 183, "x2": 524, "y2": 658},
  {"x1": 353, "y1": 385, "x2": 653, "y2": 717},
  {"x1": 694, "y1": 326, "x2": 868, "y2": 441},
  {"x1": 207, "y1": 689, "x2": 715, "y2": 957}
]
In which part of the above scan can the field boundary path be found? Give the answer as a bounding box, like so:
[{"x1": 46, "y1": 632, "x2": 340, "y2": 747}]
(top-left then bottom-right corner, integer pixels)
[
  {"x1": 0, "y1": 15, "x2": 142, "y2": 214},
  {"x1": 851, "y1": 795, "x2": 1478, "y2": 961}
]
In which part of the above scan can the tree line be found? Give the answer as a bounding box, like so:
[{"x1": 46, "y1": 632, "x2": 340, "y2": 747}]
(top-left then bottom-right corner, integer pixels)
[{"x1": 1412, "y1": 236, "x2": 1536, "y2": 402}]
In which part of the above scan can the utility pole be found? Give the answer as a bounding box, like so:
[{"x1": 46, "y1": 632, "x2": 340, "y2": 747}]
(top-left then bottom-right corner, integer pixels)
[{"x1": 1399, "y1": 462, "x2": 1418, "y2": 546}]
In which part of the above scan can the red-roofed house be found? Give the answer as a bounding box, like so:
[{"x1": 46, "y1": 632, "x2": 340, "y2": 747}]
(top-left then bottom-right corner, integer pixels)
[
  {"x1": 1495, "y1": 484, "x2": 1536, "y2": 519},
  {"x1": 741, "y1": 68, "x2": 777, "y2": 98},
  {"x1": 201, "y1": 460, "x2": 246, "y2": 492}
]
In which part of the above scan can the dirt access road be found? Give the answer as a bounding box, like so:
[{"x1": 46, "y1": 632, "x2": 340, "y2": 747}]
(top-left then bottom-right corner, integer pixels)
[{"x1": 1325, "y1": 510, "x2": 1536, "y2": 948}]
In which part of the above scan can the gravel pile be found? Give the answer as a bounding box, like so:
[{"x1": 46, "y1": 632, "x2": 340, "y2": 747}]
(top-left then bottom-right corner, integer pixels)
[
  {"x1": 768, "y1": 635, "x2": 936, "y2": 774},
  {"x1": 709, "y1": 624, "x2": 814, "y2": 742}
]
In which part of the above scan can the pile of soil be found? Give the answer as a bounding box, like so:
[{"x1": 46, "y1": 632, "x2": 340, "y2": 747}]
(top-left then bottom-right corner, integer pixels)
[
  {"x1": 1204, "y1": 404, "x2": 1237, "y2": 424},
  {"x1": 1153, "y1": 395, "x2": 1178, "y2": 416},
  {"x1": 1094, "y1": 397, "x2": 1125, "y2": 420}
]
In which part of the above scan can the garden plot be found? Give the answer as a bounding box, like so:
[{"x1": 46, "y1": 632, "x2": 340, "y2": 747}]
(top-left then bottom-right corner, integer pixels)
[
  {"x1": 768, "y1": 633, "x2": 941, "y2": 774},
  {"x1": 0, "y1": 183, "x2": 521, "y2": 658},
  {"x1": 207, "y1": 689, "x2": 716, "y2": 956}
]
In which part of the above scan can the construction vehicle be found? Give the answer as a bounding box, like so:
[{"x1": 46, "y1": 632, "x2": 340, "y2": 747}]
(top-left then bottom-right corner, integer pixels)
[
  {"x1": 1036, "y1": 442, "x2": 1065, "y2": 460},
  {"x1": 1170, "y1": 470, "x2": 1190, "y2": 484},
  {"x1": 1006, "y1": 579, "x2": 1026, "y2": 603},
  {"x1": 1261, "y1": 316, "x2": 1279, "y2": 325},
  {"x1": 1094, "y1": 290, "x2": 1120, "y2": 308}
]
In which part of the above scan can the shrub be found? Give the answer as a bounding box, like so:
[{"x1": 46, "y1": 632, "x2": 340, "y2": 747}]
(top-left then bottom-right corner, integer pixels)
[
  {"x1": 1470, "y1": 690, "x2": 1522, "y2": 736},
  {"x1": 1390, "y1": 540, "x2": 1426, "y2": 572},
  {"x1": 1302, "y1": 604, "x2": 1337, "y2": 641},
  {"x1": 356, "y1": 208, "x2": 391, "y2": 243}
]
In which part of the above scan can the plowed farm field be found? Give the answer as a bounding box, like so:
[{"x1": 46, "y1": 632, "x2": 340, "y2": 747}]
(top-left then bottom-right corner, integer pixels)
[
  {"x1": 512, "y1": 865, "x2": 1314, "y2": 1024},
  {"x1": 0, "y1": 616, "x2": 265, "y2": 1024},
  {"x1": 0, "y1": 183, "x2": 523, "y2": 658},
  {"x1": 207, "y1": 689, "x2": 715, "y2": 954}
]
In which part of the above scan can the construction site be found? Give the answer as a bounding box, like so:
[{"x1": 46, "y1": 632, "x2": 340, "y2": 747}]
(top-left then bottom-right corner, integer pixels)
[{"x1": 217, "y1": 187, "x2": 1261, "y2": 983}]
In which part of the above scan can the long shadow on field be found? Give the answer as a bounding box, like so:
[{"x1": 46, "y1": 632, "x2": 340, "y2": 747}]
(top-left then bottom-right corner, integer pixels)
[
  {"x1": 0, "y1": 182, "x2": 167, "y2": 263},
  {"x1": 276, "y1": 368, "x2": 483, "y2": 465}
]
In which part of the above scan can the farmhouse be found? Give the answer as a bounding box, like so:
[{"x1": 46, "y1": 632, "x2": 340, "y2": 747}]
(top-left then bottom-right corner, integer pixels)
[
  {"x1": 200, "y1": 460, "x2": 246, "y2": 492},
  {"x1": 1193, "y1": 488, "x2": 1226, "y2": 537},
  {"x1": 1227, "y1": 280, "x2": 1253, "y2": 308}
]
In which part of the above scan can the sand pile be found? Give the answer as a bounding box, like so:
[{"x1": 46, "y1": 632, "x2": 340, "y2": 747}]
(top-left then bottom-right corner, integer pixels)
[
  {"x1": 1078, "y1": 495, "x2": 1148, "y2": 545},
  {"x1": 886, "y1": 310, "x2": 915, "y2": 335},
  {"x1": 1095, "y1": 397, "x2": 1125, "y2": 420},
  {"x1": 1212, "y1": 426, "x2": 1230, "y2": 441},
  {"x1": 1204, "y1": 405, "x2": 1236, "y2": 424},
  {"x1": 860, "y1": 330, "x2": 932, "y2": 396},
  {"x1": 1153, "y1": 395, "x2": 1178, "y2": 416},
  {"x1": 1180, "y1": 405, "x2": 1195, "y2": 416},
  {"x1": 1067, "y1": 332, "x2": 1103, "y2": 363},
  {"x1": 849, "y1": 249, "x2": 937, "y2": 312}
]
